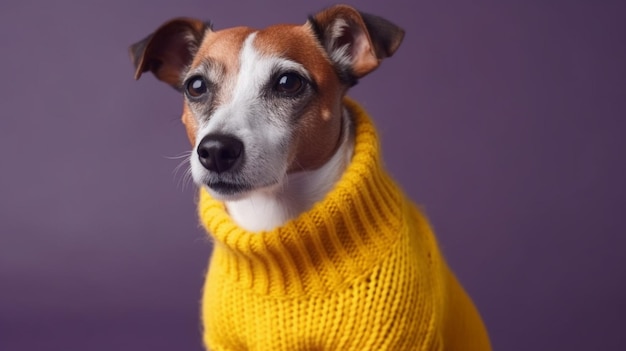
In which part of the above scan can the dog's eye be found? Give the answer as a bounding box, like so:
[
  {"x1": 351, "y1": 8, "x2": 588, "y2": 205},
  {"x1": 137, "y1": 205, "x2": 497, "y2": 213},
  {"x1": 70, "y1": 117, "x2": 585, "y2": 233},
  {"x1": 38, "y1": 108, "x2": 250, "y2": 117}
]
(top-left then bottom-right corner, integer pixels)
[
  {"x1": 186, "y1": 76, "x2": 208, "y2": 98},
  {"x1": 274, "y1": 73, "x2": 305, "y2": 95}
]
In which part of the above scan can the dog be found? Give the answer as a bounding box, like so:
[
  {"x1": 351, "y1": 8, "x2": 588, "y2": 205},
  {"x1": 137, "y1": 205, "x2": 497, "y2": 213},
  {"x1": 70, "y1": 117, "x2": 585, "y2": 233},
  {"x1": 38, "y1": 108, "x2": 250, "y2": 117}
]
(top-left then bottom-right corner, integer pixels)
[{"x1": 130, "y1": 4, "x2": 491, "y2": 350}]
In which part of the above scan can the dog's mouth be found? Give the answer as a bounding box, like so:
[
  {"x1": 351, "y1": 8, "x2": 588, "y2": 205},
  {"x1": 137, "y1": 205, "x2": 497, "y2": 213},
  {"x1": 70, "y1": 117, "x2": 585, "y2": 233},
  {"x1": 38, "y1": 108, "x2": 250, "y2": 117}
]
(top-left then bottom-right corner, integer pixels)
[
  {"x1": 206, "y1": 181, "x2": 252, "y2": 195},
  {"x1": 204, "y1": 178, "x2": 283, "y2": 200}
]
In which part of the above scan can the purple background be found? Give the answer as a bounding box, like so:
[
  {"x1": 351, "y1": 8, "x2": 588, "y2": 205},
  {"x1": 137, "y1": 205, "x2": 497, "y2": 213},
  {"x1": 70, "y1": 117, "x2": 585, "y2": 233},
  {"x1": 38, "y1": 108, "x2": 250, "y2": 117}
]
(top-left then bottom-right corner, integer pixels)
[{"x1": 1, "y1": 0, "x2": 625, "y2": 350}]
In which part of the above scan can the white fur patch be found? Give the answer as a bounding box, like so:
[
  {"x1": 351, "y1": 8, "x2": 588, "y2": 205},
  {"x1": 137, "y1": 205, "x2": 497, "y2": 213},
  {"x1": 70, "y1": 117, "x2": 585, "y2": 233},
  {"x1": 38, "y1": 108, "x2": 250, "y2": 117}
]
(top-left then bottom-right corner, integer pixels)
[{"x1": 190, "y1": 33, "x2": 294, "y2": 192}]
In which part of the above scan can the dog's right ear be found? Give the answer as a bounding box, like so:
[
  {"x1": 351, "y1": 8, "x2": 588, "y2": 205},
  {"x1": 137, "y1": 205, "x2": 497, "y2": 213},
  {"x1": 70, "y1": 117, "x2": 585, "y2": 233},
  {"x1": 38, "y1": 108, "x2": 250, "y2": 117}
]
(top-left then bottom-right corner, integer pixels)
[{"x1": 130, "y1": 18, "x2": 210, "y2": 89}]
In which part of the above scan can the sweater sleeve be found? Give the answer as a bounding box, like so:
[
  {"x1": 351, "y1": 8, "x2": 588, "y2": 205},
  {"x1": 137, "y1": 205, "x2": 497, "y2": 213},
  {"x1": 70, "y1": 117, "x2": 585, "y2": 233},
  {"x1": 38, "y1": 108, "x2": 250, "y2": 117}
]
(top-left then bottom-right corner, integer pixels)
[{"x1": 440, "y1": 270, "x2": 492, "y2": 351}]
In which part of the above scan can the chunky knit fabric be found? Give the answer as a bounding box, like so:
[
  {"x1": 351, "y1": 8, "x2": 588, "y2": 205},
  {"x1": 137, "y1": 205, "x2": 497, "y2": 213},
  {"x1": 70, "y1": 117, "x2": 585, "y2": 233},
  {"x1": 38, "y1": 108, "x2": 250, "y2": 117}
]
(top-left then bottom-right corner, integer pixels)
[{"x1": 197, "y1": 98, "x2": 491, "y2": 350}]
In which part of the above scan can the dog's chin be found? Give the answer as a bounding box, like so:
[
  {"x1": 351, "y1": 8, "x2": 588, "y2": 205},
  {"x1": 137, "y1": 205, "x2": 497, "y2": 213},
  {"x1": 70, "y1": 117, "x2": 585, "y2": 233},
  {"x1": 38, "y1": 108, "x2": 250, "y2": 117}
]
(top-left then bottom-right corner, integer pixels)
[
  {"x1": 203, "y1": 181, "x2": 252, "y2": 201},
  {"x1": 203, "y1": 180, "x2": 281, "y2": 201}
]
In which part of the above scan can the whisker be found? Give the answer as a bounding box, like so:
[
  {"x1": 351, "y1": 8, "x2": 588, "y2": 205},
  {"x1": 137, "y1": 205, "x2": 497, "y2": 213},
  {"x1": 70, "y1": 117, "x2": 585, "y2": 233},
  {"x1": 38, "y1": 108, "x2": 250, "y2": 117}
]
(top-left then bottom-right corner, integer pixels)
[
  {"x1": 173, "y1": 158, "x2": 190, "y2": 176},
  {"x1": 292, "y1": 158, "x2": 306, "y2": 172},
  {"x1": 181, "y1": 167, "x2": 194, "y2": 191},
  {"x1": 164, "y1": 150, "x2": 193, "y2": 160},
  {"x1": 169, "y1": 151, "x2": 195, "y2": 191}
]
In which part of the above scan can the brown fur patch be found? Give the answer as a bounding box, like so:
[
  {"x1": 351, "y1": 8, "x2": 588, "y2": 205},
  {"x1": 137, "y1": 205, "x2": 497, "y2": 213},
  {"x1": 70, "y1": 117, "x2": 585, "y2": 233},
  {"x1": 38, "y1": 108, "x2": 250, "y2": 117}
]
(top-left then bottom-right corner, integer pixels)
[
  {"x1": 191, "y1": 27, "x2": 254, "y2": 74},
  {"x1": 181, "y1": 103, "x2": 197, "y2": 146},
  {"x1": 254, "y1": 24, "x2": 347, "y2": 172}
]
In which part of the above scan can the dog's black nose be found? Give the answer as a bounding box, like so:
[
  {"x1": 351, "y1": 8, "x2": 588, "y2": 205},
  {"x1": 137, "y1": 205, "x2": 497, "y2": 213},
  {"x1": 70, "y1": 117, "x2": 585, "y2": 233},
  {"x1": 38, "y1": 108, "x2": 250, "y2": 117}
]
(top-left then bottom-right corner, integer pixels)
[{"x1": 197, "y1": 134, "x2": 244, "y2": 173}]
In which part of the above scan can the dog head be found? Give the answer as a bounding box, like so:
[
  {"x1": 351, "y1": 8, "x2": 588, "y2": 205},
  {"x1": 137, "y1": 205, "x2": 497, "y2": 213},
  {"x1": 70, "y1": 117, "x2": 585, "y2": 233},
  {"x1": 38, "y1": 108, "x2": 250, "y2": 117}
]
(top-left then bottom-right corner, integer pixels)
[{"x1": 130, "y1": 5, "x2": 404, "y2": 200}]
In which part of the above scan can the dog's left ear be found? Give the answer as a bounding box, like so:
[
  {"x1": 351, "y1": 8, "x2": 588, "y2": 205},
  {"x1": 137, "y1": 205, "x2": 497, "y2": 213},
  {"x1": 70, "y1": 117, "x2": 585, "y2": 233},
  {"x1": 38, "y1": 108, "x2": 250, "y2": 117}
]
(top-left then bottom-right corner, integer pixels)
[
  {"x1": 309, "y1": 5, "x2": 404, "y2": 80},
  {"x1": 129, "y1": 18, "x2": 210, "y2": 89}
]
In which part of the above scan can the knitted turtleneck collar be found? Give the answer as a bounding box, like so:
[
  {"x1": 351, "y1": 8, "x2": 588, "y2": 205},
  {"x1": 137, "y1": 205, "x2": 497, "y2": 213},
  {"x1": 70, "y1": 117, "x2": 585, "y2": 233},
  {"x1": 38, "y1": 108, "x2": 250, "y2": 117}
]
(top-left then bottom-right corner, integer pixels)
[{"x1": 198, "y1": 98, "x2": 404, "y2": 297}]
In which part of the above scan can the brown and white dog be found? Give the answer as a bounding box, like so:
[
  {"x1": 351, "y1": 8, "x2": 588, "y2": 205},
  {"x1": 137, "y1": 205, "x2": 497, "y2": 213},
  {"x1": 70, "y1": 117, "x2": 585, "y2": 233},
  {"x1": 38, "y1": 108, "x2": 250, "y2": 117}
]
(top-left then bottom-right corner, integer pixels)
[{"x1": 130, "y1": 4, "x2": 403, "y2": 232}]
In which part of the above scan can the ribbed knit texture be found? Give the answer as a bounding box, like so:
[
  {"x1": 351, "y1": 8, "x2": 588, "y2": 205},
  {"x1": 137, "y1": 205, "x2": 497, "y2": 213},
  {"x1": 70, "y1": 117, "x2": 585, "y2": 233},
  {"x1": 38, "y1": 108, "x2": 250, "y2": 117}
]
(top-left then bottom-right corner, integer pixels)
[{"x1": 198, "y1": 98, "x2": 491, "y2": 350}]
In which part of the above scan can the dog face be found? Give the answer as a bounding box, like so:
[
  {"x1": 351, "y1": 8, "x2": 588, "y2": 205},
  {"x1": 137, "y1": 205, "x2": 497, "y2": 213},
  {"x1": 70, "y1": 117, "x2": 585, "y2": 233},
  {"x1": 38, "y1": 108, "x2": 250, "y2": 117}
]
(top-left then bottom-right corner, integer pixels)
[
  {"x1": 130, "y1": 5, "x2": 404, "y2": 200},
  {"x1": 183, "y1": 26, "x2": 346, "y2": 199}
]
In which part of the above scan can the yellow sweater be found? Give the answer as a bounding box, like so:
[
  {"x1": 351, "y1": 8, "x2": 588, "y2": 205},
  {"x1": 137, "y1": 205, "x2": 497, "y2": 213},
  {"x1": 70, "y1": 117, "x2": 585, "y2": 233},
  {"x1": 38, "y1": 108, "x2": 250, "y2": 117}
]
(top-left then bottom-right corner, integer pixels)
[{"x1": 198, "y1": 99, "x2": 491, "y2": 350}]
